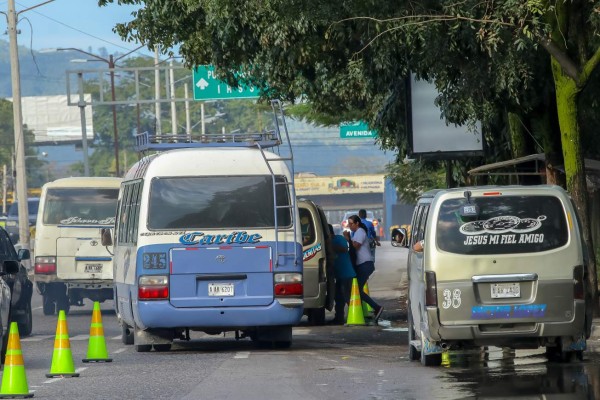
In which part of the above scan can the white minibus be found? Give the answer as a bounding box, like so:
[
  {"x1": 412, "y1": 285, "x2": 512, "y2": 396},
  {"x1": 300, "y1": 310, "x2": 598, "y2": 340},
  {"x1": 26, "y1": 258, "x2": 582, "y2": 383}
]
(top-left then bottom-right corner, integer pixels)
[{"x1": 34, "y1": 177, "x2": 121, "y2": 315}]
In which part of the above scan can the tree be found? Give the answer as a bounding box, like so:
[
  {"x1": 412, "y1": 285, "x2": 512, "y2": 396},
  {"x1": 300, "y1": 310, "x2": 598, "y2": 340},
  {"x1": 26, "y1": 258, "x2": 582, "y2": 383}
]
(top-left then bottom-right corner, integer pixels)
[{"x1": 99, "y1": 0, "x2": 599, "y2": 302}]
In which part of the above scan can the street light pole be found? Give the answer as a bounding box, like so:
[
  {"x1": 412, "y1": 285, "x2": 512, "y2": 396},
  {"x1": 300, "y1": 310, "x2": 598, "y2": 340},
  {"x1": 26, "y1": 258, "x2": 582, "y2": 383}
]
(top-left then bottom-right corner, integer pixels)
[
  {"x1": 55, "y1": 45, "x2": 144, "y2": 177},
  {"x1": 108, "y1": 55, "x2": 120, "y2": 176}
]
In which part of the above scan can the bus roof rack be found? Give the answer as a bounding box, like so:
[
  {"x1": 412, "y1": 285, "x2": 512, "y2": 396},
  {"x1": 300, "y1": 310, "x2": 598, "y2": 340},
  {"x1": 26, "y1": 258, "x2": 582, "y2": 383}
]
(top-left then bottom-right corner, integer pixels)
[{"x1": 134, "y1": 131, "x2": 281, "y2": 152}]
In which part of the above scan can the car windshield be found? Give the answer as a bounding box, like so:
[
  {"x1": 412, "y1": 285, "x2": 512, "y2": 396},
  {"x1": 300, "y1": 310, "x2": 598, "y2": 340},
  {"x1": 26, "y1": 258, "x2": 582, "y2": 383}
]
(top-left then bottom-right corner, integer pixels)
[
  {"x1": 0, "y1": 230, "x2": 17, "y2": 261},
  {"x1": 435, "y1": 195, "x2": 568, "y2": 255},
  {"x1": 148, "y1": 175, "x2": 292, "y2": 229},
  {"x1": 7, "y1": 199, "x2": 39, "y2": 217}
]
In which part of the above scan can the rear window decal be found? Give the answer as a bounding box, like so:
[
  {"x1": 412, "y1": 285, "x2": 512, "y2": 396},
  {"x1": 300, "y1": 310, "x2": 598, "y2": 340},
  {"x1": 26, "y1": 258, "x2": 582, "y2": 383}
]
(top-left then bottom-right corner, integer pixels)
[{"x1": 460, "y1": 215, "x2": 546, "y2": 235}]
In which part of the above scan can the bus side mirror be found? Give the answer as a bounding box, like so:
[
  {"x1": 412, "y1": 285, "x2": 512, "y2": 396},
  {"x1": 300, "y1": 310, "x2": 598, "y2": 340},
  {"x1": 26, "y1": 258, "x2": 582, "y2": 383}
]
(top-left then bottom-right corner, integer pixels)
[{"x1": 101, "y1": 228, "x2": 113, "y2": 246}]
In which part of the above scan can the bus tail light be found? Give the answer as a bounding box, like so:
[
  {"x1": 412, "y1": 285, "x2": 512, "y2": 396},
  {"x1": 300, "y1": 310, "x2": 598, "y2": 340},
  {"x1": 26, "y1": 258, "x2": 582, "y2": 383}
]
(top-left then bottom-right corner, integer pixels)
[
  {"x1": 274, "y1": 273, "x2": 303, "y2": 296},
  {"x1": 425, "y1": 271, "x2": 437, "y2": 306},
  {"x1": 138, "y1": 275, "x2": 169, "y2": 300},
  {"x1": 34, "y1": 256, "x2": 56, "y2": 275},
  {"x1": 573, "y1": 266, "x2": 585, "y2": 300}
]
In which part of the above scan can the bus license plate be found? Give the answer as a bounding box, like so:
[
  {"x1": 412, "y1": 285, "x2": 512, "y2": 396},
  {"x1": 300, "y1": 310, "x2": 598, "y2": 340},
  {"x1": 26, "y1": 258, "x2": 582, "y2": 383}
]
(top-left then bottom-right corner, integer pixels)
[
  {"x1": 208, "y1": 283, "x2": 234, "y2": 297},
  {"x1": 84, "y1": 264, "x2": 103, "y2": 273},
  {"x1": 491, "y1": 282, "x2": 520, "y2": 298}
]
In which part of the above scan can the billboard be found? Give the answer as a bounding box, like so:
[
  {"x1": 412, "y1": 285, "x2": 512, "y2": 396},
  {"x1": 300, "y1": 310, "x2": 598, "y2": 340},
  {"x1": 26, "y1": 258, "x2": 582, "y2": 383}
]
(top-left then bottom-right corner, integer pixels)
[
  {"x1": 295, "y1": 174, "x2": 385, "y2": 196},
  {"x1": 408, "y1": 74, "x2": 483, "y2": 158},
  {"x1": 13, "y1": 95, "x2": 94, "y2": 143}
]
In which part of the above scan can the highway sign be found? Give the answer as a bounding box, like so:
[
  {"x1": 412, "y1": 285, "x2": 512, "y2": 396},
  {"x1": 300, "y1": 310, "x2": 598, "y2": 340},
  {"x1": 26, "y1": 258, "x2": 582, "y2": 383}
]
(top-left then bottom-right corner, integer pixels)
[
  {"x1": 192, "y1": 66, "x2": 260, "y2": 101},
  {"x1": 340, "y1": 121, "x2": 377, "y2": 139}
]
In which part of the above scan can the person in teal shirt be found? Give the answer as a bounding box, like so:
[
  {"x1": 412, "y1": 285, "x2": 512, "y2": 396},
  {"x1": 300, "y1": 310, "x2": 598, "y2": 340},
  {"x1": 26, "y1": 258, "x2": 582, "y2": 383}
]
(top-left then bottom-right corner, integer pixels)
[{"x1": 329, "y1": 224, "x2": 356, "y2": 324}]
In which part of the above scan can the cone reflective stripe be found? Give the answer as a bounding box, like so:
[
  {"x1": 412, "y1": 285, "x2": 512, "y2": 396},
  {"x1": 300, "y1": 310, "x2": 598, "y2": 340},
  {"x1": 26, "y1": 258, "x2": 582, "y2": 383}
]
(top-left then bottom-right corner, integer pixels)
[
  {"x1": 83, "y1": 302, "x2": 112, "y2": 363},
  {"x1": 0, "y1": 322, "x2": 33, "y2": 398},
  {"x1": 46, "y1": 310, "x2": 79, "y2": 378},
  {"x1": 362, "y1": 283, "x2": 374, "y2": 315},
  {"x1": 346, "y1": 278, "x2": 366, "y2": 326}
]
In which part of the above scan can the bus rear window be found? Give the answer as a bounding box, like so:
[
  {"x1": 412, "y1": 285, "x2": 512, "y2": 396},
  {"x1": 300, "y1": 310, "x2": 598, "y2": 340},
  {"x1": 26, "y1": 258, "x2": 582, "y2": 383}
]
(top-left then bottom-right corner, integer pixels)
[
  {"x1": 148, "y1": 175, "x2": 292, "y2": 229},
  {"x1": 435, "y1": 195, "x2": 568, "y2": 255},
  {"x1": 43, "y1": 188, "x2": 119, "y2": 225}
]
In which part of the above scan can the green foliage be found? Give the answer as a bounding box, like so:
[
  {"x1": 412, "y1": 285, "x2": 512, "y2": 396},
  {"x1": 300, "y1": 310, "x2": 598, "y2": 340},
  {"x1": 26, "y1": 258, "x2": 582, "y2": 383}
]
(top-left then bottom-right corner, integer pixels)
[{"x1": 386, "y1": 161, "x2": 445, "y2": 204}]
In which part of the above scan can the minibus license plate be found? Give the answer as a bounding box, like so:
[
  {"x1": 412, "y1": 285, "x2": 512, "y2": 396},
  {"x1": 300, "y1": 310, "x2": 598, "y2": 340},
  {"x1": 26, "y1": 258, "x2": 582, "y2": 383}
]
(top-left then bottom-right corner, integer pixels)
[
  {"x1": 491, "y1": 282, "x2": 520, "y2": 298},
  {"x1": 208, "y1": 283, "x2": 234, "y2": 297},
  {"x1": 84, "y1": 264, "x2": 103, "y2": 273}
]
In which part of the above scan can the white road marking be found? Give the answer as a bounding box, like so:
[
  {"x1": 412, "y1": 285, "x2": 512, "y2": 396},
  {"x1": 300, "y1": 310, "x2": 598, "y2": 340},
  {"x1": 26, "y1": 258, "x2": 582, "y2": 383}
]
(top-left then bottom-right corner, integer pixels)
[
  {"x1": 234, "y1": 351, "x2": 250, "y2": 359},
  {"x1": 111, "y1": 335, "x2": 121, "y2": 340},
  {"x1": 70, "y1": 335, "x2": 89, "y2": 341},
  {"x1": 21, "y1": 335, "x2": 54, "y2": 342},
  {"x1": 113, "y1": 348, "x2": 126, "y2": 354}
]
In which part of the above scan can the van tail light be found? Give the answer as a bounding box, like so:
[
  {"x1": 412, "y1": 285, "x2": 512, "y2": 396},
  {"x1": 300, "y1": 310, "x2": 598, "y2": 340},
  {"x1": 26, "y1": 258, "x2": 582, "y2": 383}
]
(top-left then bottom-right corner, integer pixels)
[
  {"x1": 573, "y1": 266, "x2": 585, "y2": 300},
  {"x1": 274, "y1": 273, "x2": 303, "y2": 297},
  {"x1": 138, "y1": 275, "x2": 169, "y2": 300},
  {"x1": 34, "y1": 256, "x2": 56, "y2": 275},
  {"x1": 425, "y1": 271, "x2": 437, "y2": 306}
]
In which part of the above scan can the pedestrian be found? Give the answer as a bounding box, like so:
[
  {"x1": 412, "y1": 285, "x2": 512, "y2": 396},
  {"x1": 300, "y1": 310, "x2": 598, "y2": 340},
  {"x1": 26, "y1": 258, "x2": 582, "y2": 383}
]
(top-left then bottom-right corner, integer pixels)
[
  {"x1": 347, "y1": 215, "x2": 384, "y2": 322},
  {"x1": 358, "y1": 209, "x2": 380, "y2": 262},
  {"x1": 328, "y1": 224, "x2": 355, "y2": 324}
]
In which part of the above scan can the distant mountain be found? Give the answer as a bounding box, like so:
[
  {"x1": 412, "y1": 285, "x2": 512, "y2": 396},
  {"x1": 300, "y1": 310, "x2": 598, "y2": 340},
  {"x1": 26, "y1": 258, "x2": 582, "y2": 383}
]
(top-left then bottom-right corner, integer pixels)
[{"x1": 0, "y1": 39, "x2": 113, "y2": 97}]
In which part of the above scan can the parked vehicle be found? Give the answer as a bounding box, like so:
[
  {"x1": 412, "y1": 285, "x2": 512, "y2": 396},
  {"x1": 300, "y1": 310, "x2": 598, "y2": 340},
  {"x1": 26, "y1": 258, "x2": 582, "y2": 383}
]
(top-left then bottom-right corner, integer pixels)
[
  {"x1": 298, "y1": 199, "x2": 335, "y2": 325},
  {"x1": 5, "y1": 198, "x2": 39, "y2": 245},
  {"x1": 107, "y1": 101, "x2": 303, "y2": 352},
  {"x1": 407, "y1": 185, "x2": 592, "y2": 366},
  {"x1": 0, "y1": 226, "x2": 34, "y2": 361},
  {"x1": 34, "y1": 177, "x2": 121, "y2": 315},
  {"x1": 340, "y1": 210, "x2": 374, "y2": 232}
]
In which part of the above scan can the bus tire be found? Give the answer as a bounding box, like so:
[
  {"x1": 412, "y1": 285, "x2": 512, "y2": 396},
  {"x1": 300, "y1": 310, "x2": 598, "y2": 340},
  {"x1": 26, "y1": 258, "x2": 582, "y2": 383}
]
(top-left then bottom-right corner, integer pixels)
[
  {"x1": 42, "y1": 295, "x2": 55, "y2": 316},
  {"x1": 122, "y1": 323, "x2": 134, "y2": 345},
  {"x1": 135, "y1": 344, "x2": 152, "y2": 352}
]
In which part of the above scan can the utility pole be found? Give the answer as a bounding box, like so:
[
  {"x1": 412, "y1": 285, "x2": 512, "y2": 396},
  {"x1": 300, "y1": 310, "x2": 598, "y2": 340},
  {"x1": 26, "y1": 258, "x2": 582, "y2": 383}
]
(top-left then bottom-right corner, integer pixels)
[
  {"x1": 154, "y1": 47, "x2": 162, "y2": 136},
  {"x1": 109, "y1": 55, "x2": 120, "y2": 176},
  {"x1": 7, "y1": 0, "x2": 29, "y2": 250},
  {"x1": 77, "y1": 72, "x2": 90, "y2": 176}
]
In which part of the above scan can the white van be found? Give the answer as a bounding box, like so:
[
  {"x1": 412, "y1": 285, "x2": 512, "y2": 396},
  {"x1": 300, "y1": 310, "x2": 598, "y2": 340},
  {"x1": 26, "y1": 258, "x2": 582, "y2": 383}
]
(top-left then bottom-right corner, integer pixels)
[
  {"x1": 107, "y1": 104, "x2": 303, "y2": 351},
  {"x1": 34, "y1": 177, "x2": 121, "y2": 315},
  {"x1": 407, "y1": 185, "x2": 592, "y2": 366}
]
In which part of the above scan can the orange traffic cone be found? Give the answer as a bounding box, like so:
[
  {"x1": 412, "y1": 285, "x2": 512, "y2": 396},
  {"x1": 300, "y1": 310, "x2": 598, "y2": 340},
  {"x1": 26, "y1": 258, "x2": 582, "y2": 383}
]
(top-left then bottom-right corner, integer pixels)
[
  {"x1": 346, "y1": 278, "x2": 366, "y2": 326},
  {"x1": 362, "y1": 282, "x2": 374, "y2": 316},
  {"x1": 0, "y1": 322, "x2": 33, "y2": 398},
  {"x1": 46, "y1": 310, "x2": 79, "y2": 378},
  {"x1": 83, "y1": 302, "x2": 112, "y2": 363}
]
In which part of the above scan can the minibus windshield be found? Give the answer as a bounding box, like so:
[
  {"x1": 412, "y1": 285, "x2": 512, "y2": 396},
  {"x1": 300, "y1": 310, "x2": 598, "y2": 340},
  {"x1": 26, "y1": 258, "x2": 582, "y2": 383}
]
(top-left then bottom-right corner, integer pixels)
[
  {"x1": 148, "y1": 175, "x2": 292, "y2": 229},
  {"x1": 43, "y1": 188, "x2": 119, "y2": 225},
  {"x1": 436, "y1": 195, "x2": 568, "y2": 255}
]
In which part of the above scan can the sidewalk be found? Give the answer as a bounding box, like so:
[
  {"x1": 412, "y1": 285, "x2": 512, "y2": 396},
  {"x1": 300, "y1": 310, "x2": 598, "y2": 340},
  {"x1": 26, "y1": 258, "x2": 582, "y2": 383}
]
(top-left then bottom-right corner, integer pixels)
[{"x1": 591, "y1": 318, "x2": 600, "y2": 339}]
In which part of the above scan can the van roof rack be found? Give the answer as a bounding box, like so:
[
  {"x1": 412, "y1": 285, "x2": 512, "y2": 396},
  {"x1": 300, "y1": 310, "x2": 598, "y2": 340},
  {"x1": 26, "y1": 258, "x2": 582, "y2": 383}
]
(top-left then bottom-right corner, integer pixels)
[{"x1": 134, "y1": 130, "x2": 281, "y2": 152}]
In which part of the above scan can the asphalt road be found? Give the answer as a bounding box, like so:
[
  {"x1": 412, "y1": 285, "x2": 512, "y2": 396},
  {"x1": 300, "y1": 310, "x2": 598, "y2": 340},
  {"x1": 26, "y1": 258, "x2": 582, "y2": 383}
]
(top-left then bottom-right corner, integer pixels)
[{"x1": 8, "y1": 242, "x2": 600, "y2": 399}]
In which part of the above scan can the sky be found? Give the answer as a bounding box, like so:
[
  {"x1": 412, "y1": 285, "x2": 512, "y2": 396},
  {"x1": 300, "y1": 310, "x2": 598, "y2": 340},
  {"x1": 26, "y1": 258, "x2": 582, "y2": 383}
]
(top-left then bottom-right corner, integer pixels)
[{"x1": 4, "y1": 0, "x2": 157, "y2": 58}]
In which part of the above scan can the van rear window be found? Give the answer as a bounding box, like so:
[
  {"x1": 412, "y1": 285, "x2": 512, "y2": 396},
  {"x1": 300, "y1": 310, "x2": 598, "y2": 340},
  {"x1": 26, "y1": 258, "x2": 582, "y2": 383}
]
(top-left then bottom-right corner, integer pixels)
[
  {"x1": 148, "y1": 175, "x2": 292, "y2": 229},
  {"x1": 435, "y1": 195, "x2": 568, "y2": 255},
  {"x1": 43, "y1": 188, "x2": 119, "y2": 225}
]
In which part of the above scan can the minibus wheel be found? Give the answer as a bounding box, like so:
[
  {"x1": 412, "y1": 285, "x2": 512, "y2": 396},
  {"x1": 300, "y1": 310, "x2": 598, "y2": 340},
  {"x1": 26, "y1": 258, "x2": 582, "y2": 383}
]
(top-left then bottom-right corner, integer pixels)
[
  {"x1": 135, "y1": 344, "x2": 152, "y2": 352},
  {"x1": 420, "y1": 335, "x2": 442, "y2": 366},
  {"x1": 307, "y1": 308, "x2": 326, "y2": 326},
  {"x1": 153, "y1": 344, "x2": 172, "y2": 352}
]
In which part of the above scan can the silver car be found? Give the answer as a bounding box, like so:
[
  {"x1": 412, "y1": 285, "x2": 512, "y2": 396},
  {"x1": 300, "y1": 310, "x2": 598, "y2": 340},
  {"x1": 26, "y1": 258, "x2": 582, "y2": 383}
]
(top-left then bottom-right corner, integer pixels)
[{"x1": 407, "y1": 185, "x2": 592, "y2": 366}]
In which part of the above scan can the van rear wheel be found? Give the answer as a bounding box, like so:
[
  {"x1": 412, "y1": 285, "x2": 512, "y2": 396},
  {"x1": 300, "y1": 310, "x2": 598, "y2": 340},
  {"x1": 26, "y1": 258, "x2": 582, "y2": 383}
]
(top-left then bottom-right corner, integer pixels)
[
  {"x1": 307, "y1": 308, "x2": 326, "y2": 326},
  {"x1": 42, "y1": 295, "x2": 55, "y2": 316}
]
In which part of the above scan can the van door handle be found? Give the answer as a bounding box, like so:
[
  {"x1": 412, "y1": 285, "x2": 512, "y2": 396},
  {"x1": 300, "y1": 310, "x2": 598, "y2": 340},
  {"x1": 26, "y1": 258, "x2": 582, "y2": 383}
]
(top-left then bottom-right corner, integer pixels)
[
  {"x1": 196, "y1": 274, "x2": 248, "y2": 281},
  {"x1": 472, "y1": 273, "x2": 538, "y2": 283}
]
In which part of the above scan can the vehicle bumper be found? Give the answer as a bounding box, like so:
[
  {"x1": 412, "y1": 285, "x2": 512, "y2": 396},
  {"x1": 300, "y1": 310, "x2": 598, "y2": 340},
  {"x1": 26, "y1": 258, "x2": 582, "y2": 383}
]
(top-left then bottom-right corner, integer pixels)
[
  {"x1": 425, "y1": 300, "x2": 586, "y2": 345},
  {"x1": 135, "y1": 298, "x2": 303, "y2": 330}
]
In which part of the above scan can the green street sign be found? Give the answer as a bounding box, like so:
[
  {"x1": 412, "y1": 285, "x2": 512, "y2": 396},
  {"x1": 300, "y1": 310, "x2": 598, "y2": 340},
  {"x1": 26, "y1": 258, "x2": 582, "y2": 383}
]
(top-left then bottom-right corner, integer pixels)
[
  {"x1": 192, "y1": 66, "x2": 260, "y2": 101},
  {"x1": 340, "y1": 121, "x2": 377, "y2": 139}
]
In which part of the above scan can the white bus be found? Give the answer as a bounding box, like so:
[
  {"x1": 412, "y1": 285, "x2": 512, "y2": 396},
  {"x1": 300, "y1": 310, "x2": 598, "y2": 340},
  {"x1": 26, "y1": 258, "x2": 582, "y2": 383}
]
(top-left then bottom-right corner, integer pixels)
[
  {"x1": 34, "y1": 177, "x2": 122, "y2": 315},
  {"x1": 106, "y1": 102, "x2": 303, "y2": 351}
]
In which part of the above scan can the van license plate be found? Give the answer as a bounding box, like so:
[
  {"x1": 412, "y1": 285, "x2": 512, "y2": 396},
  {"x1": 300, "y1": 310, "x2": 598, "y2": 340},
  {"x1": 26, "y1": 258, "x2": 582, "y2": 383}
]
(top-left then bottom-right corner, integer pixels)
[
  {"x1": 84, "y1": 264, "x2": 103, "y2": 273},
  {"x1": 208, "y1": 283, "x2": 234, "y2": 297},
  {"x1": 491, "y1": 282, "x2": 520, "y2": 298}
]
